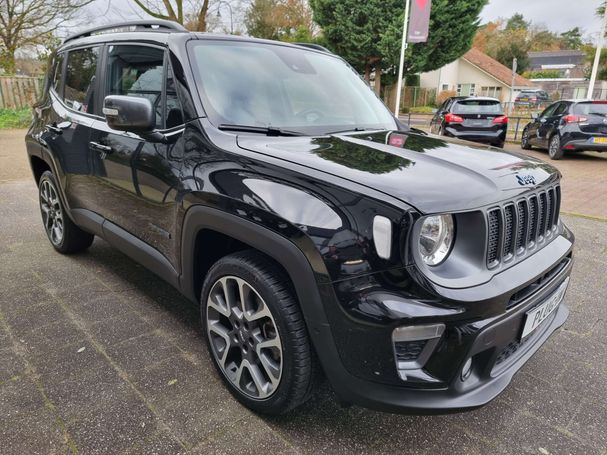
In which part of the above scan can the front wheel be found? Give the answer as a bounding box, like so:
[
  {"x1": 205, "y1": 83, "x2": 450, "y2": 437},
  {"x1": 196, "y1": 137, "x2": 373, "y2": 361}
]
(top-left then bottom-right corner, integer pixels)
[
  {"x1": 548, "y1": 134, "x2": 564, "y2": 160},
  {"x1": 201, "y1": 251, "x2": 319, "y2": 415},
  {"x1": 38, "y1": 171, "x2": 94, "y2": 254}
]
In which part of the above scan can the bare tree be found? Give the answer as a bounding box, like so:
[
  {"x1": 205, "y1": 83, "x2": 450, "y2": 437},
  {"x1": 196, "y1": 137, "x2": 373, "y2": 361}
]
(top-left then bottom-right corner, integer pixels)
[
  {"x1": 0, "y1": 0, "x2": 95, "y2": 74},
  {"x1": 131, "y1": 0, "x2": 211, "y2": 31}
]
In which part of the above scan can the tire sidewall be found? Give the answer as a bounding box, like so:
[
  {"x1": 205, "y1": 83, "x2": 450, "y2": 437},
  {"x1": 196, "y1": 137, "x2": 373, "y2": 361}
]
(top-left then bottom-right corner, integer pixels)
[{"x1": 201, "y1": 259, "x2": 302, "y2": 414}]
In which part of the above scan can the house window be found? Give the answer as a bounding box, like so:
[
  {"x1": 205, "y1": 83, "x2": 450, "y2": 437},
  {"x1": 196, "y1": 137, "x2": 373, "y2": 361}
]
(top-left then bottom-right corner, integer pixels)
[
  {"x1": 441, "y1": 83, "x2": 449, "y2": 91},
  {"x1": 480, "y1": 86, "x2": 503, "y2": 98},
  {"x1": 457, "y1": 83, "x2": 476, "y2": 96}
]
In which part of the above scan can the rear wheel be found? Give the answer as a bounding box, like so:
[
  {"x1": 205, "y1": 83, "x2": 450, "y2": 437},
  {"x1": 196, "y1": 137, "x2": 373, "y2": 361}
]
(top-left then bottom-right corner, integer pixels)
[
  {"x1": 521, "y1": 127, "x2": 532, "y2": 150},
  {"x1": 38, "y1": 171, "x2": 94, "y2": 254},
  {"x1": 201, "y1": 250, "x2": 319, "y2": 415},
  {"x1": 548, "y1": 134, "x2": 564, "y2": 160}
]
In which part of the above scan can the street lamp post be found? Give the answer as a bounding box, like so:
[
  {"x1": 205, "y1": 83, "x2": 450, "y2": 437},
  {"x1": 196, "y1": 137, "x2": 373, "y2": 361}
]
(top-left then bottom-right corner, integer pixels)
[
  {"x1": 394, "y1": 0, "x2": 412, "y2": 118},
  {"x1": 588, "y1": 5, "x2": 607, "y2": 99},
  {"x1": 216, "y1": 1, "x2": 234, "y2": 34}
]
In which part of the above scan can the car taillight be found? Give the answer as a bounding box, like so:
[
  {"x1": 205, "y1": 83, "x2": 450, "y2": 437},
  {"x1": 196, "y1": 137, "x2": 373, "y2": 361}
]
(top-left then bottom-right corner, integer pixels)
[
  {"x1": 444, "y1": 113, "x2": 464, "y2": 123},
  {"x1": 563, "y1": 115, "x2": 588, "y2": 124},
  {"x1": 492, "y1": 116, "x2": 508, "y2": 124}
]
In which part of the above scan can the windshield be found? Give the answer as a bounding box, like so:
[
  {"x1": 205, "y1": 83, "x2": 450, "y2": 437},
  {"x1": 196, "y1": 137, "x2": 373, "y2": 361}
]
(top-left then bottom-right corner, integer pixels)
[
  {"x1": 573, "y1": 102, "x2": 607, "y2": 116},
  {"x1": 188, "y1": 40, "x2": 397, "y2": 135},
  {"x1": 452, "y1": 100, "x2": 503, "y2": 115}
]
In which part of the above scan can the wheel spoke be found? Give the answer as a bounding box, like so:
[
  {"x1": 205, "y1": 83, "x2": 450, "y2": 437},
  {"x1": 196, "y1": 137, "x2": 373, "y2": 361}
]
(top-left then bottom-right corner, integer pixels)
[
  {"x1": 208, "y1": 322, "x2": 232, "y2": 367},
  {"x1": 258, "y1": 351, "x2": 281, "y2": 386}
]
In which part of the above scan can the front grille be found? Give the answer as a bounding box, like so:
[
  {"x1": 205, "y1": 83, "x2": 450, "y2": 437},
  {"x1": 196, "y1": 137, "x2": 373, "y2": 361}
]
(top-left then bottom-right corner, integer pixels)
[{"x1": 486, "y1": 184, "x2": 561, "y2": 268}]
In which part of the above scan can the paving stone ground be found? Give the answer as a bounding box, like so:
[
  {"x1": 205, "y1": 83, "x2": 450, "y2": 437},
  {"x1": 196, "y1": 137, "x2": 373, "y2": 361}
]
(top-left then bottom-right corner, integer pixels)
[{"x1": 1, "y1": 130, "x2": 606, "y2": 454}]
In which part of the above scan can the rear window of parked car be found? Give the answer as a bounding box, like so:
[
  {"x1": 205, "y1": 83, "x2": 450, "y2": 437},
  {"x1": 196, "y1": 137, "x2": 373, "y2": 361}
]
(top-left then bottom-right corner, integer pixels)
[
  {"x1": 64, "y1": 47, "x2": 100, "y2": 114},
  {"x1": 452, "y1": 100, "x2": 503, "y2": 115},
  {"x1": 573, "y1": 102, "x2": 607, "y2": 116}
]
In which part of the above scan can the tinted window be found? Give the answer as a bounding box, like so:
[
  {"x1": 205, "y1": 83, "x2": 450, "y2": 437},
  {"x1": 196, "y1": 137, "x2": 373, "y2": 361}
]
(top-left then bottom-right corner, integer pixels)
[
  {"x1": 540, "y1": 103, "x2": 559, "y2": 118},
  {"x1": 573, "y1": 102, "x2": 607, "y2": 116},
  {"x1": 452, "y1": 100, "x2": 502, "y2": 115},
  {"x1": 106, "y1": 45, "x2": 165, "y2": 128},
  {"x1": 553, "y1": 103, "x2": 568, "y2": 116},
  {"x1": 64, "y1": 47, "x2": 100, "y2": 114},
  {"x1": 52, "y1": 53, "x2": 65, "y2": 95},
  {"x1": 165, "y1": 62, "x2": 184, "y2": 128}
]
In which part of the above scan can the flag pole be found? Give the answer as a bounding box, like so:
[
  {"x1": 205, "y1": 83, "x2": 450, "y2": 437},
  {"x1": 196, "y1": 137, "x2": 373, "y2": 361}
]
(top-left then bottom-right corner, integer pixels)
[
  {"x1": 588, "y1": 5, "x2": 607, "y2": 99},
  {"x1": 394, "y1": 0, "x2": 411, "y2": 117}
]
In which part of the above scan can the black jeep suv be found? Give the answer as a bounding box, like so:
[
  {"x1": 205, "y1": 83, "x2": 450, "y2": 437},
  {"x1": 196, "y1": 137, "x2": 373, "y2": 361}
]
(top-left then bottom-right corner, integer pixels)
[{"x1": 25, "y1": 21, "x2": 574, "y2": 415}]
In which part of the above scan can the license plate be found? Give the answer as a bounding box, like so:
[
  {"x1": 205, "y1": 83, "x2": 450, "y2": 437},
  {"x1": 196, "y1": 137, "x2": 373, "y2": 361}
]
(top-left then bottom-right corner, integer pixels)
[
  {"x1": 591, "y1": 137, "x2": 607, "y2": 144},
  {"x1": 521, "y1": 278, "x2": 569, "y2": 339}
]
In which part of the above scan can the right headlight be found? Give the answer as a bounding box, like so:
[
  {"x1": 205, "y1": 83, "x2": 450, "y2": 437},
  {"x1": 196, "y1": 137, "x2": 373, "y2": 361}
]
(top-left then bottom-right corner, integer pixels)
[{"x1": 418, "y1": 214, "x2": 455, "y2": 266}]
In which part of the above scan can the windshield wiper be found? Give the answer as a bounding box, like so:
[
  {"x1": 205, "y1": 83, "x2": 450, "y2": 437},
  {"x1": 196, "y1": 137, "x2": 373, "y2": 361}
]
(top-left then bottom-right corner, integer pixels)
[
  {"x1": 218, "y1": 124, "x2": 304, "y2": 137},
  {"x1": 326, "y1": 127, "x2": 378, "y2": 135}
]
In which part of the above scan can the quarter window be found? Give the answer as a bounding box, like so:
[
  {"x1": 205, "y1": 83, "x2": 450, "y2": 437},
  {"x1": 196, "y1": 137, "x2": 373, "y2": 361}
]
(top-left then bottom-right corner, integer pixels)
[
  {"x1": 64, "y1": 47, "x2": 100, "y2": 114},
  {"x1": 52, "y1": 53, "x2": 65, "y2": 95}
]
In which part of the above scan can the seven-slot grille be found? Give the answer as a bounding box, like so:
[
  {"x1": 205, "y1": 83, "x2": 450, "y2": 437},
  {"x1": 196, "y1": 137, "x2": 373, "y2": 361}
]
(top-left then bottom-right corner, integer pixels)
[{"x1": 486, "y1": 184, "x2": 561, "y2": 268}]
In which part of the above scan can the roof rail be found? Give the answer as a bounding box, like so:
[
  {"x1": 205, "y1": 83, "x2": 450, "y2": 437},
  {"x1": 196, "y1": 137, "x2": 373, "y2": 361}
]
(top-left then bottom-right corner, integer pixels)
[
  {"x1": 294, "y1": 43, "x2": 331, "y2": 53},
  {"x1": 64, "y1": 20, "x2": 187, "y2": 44}
]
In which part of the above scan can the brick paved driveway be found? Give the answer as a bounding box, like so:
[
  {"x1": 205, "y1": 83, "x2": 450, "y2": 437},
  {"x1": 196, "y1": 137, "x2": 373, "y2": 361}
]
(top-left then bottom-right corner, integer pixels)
[{"x1": 1, "y1": 128, "x2": 607, "y2": 453}]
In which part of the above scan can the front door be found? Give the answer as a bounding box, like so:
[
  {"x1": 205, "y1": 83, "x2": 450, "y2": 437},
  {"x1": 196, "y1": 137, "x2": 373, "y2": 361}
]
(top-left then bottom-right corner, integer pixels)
[{"x1": 88, "y1": 43, "x2": 185, "y2": 265}]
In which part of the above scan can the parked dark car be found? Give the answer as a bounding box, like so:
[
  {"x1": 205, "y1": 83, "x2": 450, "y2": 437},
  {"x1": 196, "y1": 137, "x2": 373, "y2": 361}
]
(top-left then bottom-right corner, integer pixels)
[
  {"x1": 521, "y1": 99, "x2": 607, "y2": 159},
  {"x1": 515, "y1": 89, "x2": 551, "y2": 106},
  {"x1": 430, "y1": 96, "x2": 508, "y2": 147},
  {"x1": 26, "y1": 20, "x2": 574, "y2": 415}
]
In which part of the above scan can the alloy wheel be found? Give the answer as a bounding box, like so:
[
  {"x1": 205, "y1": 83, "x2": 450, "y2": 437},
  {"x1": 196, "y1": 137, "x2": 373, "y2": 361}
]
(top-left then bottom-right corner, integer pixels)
[
  {"x1": 39, "y1": 179, "x2": 64, "y2": 246},
  {"x1": 206, "y1": 276, "x2": 283, "y2": 399},
  {"x1": 522, "y1": 129, "x2": 529, "y2": 147},
  {"x1": 549, "y1": 136, "x2": 560, "y2": 158}
]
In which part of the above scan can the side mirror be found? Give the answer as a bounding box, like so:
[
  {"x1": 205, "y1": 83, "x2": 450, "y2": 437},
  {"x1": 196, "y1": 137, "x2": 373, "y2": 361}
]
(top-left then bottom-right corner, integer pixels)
[
  {"x1": 103, "y1": 95, "x2": 155, "y2": 133},
  {"x1": 531, "y1": 112, "x2": 538, "y2": 120},
  {"x1": 431, "y1": 108, "x2": 438, "y2": 114}
]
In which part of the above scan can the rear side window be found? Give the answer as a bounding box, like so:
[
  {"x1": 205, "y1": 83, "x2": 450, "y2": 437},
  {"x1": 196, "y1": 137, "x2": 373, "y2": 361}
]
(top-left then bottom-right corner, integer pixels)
[
  {"x1": 64, "y1": 47, "x2": 100, "y2": 114},
  {"x1": 573, "y1": 102, "x2": 607, "y2": 116},
  {"x1": 452, "y1": 100, "x2": 502, "y2": 115},
  {"x1": 105, "y1": 45, "x2": 165, "y2": 128},
  {"x1": 553, "y1": 103, "x2": 568, "y2": 116}
]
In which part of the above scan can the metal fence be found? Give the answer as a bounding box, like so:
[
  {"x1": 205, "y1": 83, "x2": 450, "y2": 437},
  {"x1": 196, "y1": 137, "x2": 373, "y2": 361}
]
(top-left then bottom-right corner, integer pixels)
[{"x1": 0, "y1": 76, "x2": 44, "y2": 109}]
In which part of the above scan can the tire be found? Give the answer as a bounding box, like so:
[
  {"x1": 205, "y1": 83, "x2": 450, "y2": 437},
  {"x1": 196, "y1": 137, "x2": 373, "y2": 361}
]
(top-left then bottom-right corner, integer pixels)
[
  {"x1": 548, "y1": 134, "x2": 564, "y2": 160},
  {"x1": 521, "y1": 127, "x2": 532, "y2": 150},
  {"x1": 38, "y1": 171, "x2": 94, "y2": 254},
  {"x1": 201, "y1": 250, "x2": 320, "y2": 415}
]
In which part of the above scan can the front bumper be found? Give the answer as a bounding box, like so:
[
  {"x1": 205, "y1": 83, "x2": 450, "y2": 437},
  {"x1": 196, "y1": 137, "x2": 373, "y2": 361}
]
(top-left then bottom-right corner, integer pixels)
[{"x1": 313, "y1": 231, "x2": 573, "y2": 414}]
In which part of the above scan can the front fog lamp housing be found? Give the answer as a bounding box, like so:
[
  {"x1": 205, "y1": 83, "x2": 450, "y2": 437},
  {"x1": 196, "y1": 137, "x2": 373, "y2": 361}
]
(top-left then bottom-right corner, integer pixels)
[{"x1": 419, "y1": 214, "x2": 454, "y2": 266}]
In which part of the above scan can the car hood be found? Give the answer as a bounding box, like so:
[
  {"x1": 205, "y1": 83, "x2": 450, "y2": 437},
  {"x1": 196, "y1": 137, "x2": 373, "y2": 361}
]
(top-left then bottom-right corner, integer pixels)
[{"x1": 236, "y1": 131, "x2": 559, "y2": 213}]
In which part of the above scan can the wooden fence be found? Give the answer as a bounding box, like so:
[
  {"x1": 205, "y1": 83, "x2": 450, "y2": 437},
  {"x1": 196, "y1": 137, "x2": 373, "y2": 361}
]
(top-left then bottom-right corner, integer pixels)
[{"x1": 0, "y1": 76, "x2": 44, "y2": 109}]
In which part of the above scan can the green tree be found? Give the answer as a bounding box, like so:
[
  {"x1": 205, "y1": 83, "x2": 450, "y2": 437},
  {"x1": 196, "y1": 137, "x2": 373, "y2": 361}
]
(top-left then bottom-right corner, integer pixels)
[
  {"x1": 560, "y1": 27, "x2": 583, "y2": 50},
  {"x1": 245, "y1": 0, "x2": 314, "y2": 41},
  {"x1": 311, "y1": 0, "x2": 487, "y2": 94},
  {"x1": 485, "y1": 28, "x2": 530, "y2": 74},
  {"x1": 505, "y1": 13, "x2": 529, "y2": 31}
]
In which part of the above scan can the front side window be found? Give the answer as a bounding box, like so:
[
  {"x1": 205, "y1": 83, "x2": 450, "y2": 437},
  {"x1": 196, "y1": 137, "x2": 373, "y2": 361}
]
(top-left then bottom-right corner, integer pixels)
[
  {"x1": 188, "y1": 41, "x2": 396, "y2": 135},
  {"x1": 540, "y1": 103, "x2": 559, "y2": 118},
  {"x1": 105, "y1": 45, "x2": 165, "y2": 128},
  {"x1": 64, "y1": 47, "x2": 100, "y2": 114}
]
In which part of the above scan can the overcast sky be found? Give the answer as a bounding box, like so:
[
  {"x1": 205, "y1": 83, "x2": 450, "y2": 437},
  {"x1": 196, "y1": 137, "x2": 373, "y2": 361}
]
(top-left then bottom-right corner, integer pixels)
[
  {"x1": 480, "y1": 0, "x2": 603, "y2": 40},
  {"x1": 77, "y1": 0, "x2": 604, "y2": 42}
]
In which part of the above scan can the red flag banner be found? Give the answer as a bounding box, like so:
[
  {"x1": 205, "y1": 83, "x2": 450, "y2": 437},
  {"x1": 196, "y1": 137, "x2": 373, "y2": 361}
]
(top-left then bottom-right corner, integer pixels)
[{"x1": 407, "y1": 0, "x2": 432, "y2": 43}]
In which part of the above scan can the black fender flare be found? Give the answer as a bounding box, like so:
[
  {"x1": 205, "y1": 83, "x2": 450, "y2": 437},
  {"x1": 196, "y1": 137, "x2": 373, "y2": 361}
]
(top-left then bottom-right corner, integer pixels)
[{"x1": 179, "y1": 205, "x2": 331, "y2": 328}]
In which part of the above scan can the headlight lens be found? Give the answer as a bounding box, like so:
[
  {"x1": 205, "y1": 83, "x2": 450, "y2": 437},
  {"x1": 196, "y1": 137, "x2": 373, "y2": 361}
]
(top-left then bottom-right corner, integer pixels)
[{"x1": 419, "y1": 214, "x2": 454, "y2": 266}]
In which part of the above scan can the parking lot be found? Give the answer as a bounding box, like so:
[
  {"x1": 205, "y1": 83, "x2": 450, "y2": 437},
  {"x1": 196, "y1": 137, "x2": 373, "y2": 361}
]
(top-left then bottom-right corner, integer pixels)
[{"x1": 1, "y1": 129, "x2": 606, "y2": 454}]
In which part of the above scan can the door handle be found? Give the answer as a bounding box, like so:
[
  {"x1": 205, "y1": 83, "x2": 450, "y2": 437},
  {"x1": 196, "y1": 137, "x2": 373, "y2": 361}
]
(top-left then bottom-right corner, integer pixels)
[{"x1": 89, "y1": 141, "x2": 113, "y2": 158}]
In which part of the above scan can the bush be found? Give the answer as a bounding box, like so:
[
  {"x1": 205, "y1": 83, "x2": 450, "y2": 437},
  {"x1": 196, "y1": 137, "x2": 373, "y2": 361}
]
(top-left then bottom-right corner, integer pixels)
[
  {"x1": 437, "y1": 90, "x2": 457, "y2": 105},
  {"x1": 521, "y1": 70, "x2": 561, "y2": 79},
  {"x1": 408, "y1": 106, "x2": 436, "y2": 114},
  {"x1": 0, "y1": 108, "x2": 32, "y2": 129}
]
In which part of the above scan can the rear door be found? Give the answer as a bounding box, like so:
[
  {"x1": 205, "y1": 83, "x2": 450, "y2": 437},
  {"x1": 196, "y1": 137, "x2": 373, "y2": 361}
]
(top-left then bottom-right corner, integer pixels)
[
  {"x1": 88, "y1": 43, "x2": 186, "y2": 264},
  {"x1": 41, "y1": 45, "x2": 102, "y2": 209},
  {"x1": 538, "y1": 102, "x2": 566, "y2": 146}
]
